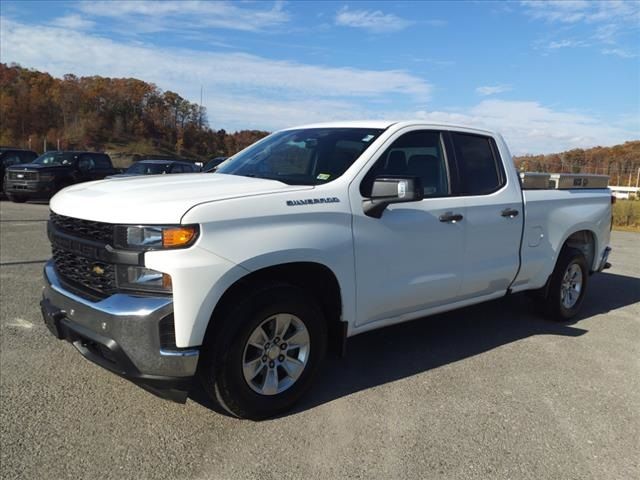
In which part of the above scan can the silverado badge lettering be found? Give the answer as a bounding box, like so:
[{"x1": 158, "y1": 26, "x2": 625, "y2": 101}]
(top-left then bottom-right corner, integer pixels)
[{"x1": 286, "y1": 197, "x2": 340, "y2": 206}]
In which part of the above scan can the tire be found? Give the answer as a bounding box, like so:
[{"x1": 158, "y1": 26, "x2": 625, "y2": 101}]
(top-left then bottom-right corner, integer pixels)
[
  {"x1": 7, "y1": 194, "x2": 27, "y2": 203},
  {"x1": 199, "y1": 283, "x2": 327, "y2": 420},
  {"x1": 543, "y1": 247, "x2": 589, "y2": 321}
]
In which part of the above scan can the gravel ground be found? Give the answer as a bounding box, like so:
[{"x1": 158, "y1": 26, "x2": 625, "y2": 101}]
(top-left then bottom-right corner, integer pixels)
[{"x1": 1, "y1": 201, "x2": 639, "y2": 480}]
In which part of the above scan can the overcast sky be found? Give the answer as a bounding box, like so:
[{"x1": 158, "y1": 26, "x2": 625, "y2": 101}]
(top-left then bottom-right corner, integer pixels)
[{"x1": 1, "y1": 0, "x2": 639, "y2": 154}]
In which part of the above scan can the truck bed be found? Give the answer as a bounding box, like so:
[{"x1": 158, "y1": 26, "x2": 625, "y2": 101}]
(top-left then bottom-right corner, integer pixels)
[{"x1": 512, "y1": 188, "x2": 612, "y2": 293}]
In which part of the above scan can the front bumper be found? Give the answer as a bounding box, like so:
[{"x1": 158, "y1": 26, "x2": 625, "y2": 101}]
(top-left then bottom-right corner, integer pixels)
[
  {"x1": 41, "y1": 261, "x2": 199, "y2": 402},
  {"x1": 5, "y1": 179, "x2": 54, "y2": 198}
]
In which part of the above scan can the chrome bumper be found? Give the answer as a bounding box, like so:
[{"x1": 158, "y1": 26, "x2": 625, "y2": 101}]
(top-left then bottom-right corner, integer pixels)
[{"x1": 42, "y1": 261, "x2": 199, "y2": 402}]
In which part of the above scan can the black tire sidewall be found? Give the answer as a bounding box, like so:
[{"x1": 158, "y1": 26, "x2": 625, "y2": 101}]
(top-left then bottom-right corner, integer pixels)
[
  {"x1": 8, "y1": 194, "x2": 27, "y2": 203},
  {"x1": 205, "y1": 284, "x2": 327, "y2": 419},
  {"x1": 547, "y1": 248, "x2": 589, "y2": 320}
]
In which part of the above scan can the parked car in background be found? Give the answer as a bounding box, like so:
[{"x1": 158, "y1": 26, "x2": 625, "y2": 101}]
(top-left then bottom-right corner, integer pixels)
[
  {"x1": 202, "y1": 156, "x2": 228, "y2": 172},
  {"x1": 4, "y1": 151, "x2": 116, "y2": 202},
  {"x1": 109, "y1": 159, "x2": 200, "y2": 178},
  {"x1": 1, "y1": 148, "x2": 38, "y2": 197}
]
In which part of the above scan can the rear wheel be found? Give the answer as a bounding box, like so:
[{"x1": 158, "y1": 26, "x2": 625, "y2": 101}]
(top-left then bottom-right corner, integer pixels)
[
  {"x1": 199, "y1": 283, "x2": 327, "y2": 419},
  {"x1": 543, "y1": 247, "x2": 589, "y2": 321}
]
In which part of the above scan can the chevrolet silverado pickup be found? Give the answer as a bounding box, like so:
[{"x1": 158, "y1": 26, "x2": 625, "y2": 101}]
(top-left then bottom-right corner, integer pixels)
[{"x1": 40, "y1": 121, "x2": 612, "y2": 419}]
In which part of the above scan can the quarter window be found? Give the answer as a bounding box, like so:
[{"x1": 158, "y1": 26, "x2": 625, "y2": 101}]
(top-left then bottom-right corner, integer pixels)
[
  {"x1": 452, "y1": 133, "x2": 504, "y2": 195},
  {"x1": 361, "y1": 130, "x2": 450, "y2": 197}
]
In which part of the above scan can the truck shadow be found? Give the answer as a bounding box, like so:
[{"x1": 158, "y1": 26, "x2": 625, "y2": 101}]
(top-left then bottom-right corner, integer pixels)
[{"x1": 190, "y1": 271, "x2": 639, "y2": 417}]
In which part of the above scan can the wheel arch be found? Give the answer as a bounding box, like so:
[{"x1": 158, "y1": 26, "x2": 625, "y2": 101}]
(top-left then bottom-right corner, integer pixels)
[
  {"x1": 559, "y1": 228, "x2": 597, "y2": 272},
  {"x1": 203, "y1": 261, "x2": 346, "y2": 358}
]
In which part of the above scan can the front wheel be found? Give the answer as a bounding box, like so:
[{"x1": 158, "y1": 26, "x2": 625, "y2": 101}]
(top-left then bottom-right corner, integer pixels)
[
  {"x1": 543, "y1": 247, "x2": 589, "y2": 321},
  {"x1": 7, "y1": 194, "x2": 27, "y2": 203},
  {"x1": 199, "y1": 283, "x2": 327, "y2": 419}
]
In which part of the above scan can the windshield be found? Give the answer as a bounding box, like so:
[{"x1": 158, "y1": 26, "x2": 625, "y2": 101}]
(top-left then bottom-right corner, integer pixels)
[
  {"x1": 216, "y1": 128, "x2": 384, "y2": 185},
  {"x1": 32, "y1": 152, "x2": 76, "y2": 166},
  {"x1": 126, "y1": 162, "x2": 172, "y2": 174}
]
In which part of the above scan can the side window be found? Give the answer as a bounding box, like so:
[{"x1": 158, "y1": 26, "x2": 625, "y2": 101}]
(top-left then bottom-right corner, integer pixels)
[
  {"x1": 93, "y1": 154, "x2": 112, "y2": 169},
  {"x1": 361, "y1": 130, "x2": 450, "y2": 197},
  {"x1": 78, "y1": 156, "x2": 95, "y2": 171},
  {"x1": 452, "y1": 133, "x2": 504, "y2": 195}
]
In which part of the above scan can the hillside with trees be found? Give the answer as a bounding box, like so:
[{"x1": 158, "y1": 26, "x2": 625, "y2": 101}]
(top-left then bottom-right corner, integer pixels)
[
  {"x1": 0, "y1": 63, "x2": 268, "y2": 163},
  {"x1": 1, "y1": 63, "x2": 638, "y2": 182},
  {"x1": 514, "y1": 142, "x2": 640, "y2": 187}
]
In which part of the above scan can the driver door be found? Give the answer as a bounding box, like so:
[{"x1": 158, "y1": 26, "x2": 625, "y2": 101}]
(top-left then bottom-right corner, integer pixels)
[{"x1": 350, "y1": 128, "x2": 466, "y2": 327}]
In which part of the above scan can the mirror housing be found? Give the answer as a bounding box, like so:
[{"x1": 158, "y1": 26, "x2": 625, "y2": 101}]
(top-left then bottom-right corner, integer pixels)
[{"x1": 363, "y1": 176, "x2": 424, "y2": 218}]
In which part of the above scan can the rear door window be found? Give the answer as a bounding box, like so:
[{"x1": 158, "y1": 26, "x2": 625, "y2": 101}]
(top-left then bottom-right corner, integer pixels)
[
  {"x1": 78, "y1": 155, "x2": 95, "y2": 171},
  {"x1": 93, "y1": 154, "x2": 112, "y2": 169},
  {"x1": 451, "y1": 133, "x2": 505, "y2": 195}
]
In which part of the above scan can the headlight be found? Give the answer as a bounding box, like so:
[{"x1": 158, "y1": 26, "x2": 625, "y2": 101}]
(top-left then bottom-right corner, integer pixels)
[
  {"x1": 115, "y1": 225, "x2": 198, "y2": 250},
  {"x1": 116, "y1": 265, "x2": 172, "y2": 293}
]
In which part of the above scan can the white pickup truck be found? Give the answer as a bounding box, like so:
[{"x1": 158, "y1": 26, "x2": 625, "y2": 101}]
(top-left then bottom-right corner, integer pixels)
[{"x1": 41, "y1": 121, "x2": 612, "y2": 419}]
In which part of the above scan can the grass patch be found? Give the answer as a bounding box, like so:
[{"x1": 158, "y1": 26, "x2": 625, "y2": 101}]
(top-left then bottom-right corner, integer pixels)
[{"x1": 613, "y1": 199, "x2": 640, "y2": 231}]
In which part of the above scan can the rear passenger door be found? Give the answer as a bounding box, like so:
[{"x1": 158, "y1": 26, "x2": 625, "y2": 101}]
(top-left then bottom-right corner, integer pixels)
[{"x1": 449, "y1": 132, "x2": 523, "y2": 300}]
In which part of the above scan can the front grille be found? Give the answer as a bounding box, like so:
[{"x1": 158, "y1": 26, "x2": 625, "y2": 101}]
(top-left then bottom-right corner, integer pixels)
[
  {"x1": 52, "y1": 246, "x2": 116, "y2": 294},
  {"x1": 8, "y1": 171, "x2": 38, "y2": 181},
  {"x1": 50, "y1": 212, "x2": 114, "y2": 245}
]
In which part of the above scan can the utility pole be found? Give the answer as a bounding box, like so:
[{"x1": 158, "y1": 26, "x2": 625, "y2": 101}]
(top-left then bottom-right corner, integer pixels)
[
  {"x1": 28, "y1": 136, "x2": 32, "y2": 150},
  {"x1": 43, "y1": 137, "x2": 47, "y2": 152},
  {"x1": 57, "y1": 138, "x2": 60, "y2": 150},
  {"x1": 199, "y1": 85, "x2": 203, "y2": 129}
]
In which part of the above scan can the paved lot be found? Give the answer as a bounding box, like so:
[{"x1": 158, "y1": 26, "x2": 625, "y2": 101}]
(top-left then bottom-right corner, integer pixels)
[{"x1": 1, "y1": 200, "x2": 639, "y2": 480}]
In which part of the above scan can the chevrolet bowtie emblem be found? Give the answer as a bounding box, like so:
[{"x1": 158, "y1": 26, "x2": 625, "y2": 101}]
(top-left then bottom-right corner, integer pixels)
[{"x1": 92, "y1": 265, "x2": 105, "y2": 276}]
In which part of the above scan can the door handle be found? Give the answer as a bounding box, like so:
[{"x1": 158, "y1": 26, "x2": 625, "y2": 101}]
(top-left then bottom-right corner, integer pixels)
[
  {"x1": 501, "y1": 208, "x2": 519, "y2": 218},
  {"x1": 439, "y1": 212, "x2": 463, "y2": 223}
]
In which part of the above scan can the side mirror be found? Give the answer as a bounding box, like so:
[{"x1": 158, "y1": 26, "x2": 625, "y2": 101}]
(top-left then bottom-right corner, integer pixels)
[{"x1": 363, "y1": 176, "x2": 424, "y2": 218}]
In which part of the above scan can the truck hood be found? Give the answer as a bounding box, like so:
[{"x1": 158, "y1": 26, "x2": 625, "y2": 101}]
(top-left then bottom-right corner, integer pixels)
[{"x1": 50, "y1": 173, "x2": 313, "y2": 224}]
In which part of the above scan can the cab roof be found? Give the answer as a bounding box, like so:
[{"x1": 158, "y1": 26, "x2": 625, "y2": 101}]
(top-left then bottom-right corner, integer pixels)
[{"x1": 282, "y1": 120, "x2": 498, "y2": 137}]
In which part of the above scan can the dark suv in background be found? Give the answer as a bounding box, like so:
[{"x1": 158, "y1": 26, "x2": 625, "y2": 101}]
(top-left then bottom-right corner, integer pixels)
[
  {"x1": 4, "y1": 151, "x2": 117, "y2": 202},
  {"x1": 109, "y1": 159, "x2": 200, "y2": 177},
  {"x1": 1, "y1": 148, "x2": 38, "y2": 197}
]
